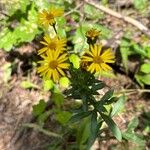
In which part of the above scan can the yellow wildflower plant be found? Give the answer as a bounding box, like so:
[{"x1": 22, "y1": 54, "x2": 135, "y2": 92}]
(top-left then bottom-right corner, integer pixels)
[
  {"x1": 38, "y1": 34, "x2": 67, "y2": 55},
  {"x1": 37, "y1": 50, "x2": 70, "y2": 82},
  {"x1": 86, "y1": 28, "x2": 100, "y2": 41},
  {"x1": 81, "y1": 44, "x2": 115, "y2": 73},
  {"x1": 38, "y1": 7, "x2": 64, "y2": 27}
]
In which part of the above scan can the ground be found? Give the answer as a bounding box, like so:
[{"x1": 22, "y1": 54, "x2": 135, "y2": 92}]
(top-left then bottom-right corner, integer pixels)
[
  {"x1": 0, "y1": 47, "x2": 150, "y2": 149},
  {"x1": 0, "y1": 0, "x2": 150, "y2": 149}
]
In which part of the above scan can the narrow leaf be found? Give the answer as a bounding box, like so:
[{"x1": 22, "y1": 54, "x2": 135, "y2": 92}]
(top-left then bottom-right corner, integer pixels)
[
  {"x1": 127, "y1": 117, "x2": 139, "y2": 133},
  {"x1": 111, "y1": 95, "x2": 125, "y2": 117},
  {"x1": 98, "y1": 89, "x2": 114, "y2": 106},
  {"x1": 69, "y1": 111, "x2": 92, "y2": 123},
  {"x1": 101, "y1": 113, "x2": 122, "y2": 141},
  {"x1": 123, "y1": 132, "x2": 145, "y2": 146}
]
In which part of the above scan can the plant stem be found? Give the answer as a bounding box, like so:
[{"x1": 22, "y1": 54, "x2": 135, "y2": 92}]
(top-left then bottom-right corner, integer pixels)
[{"x1": 22, "y1": 123, "x2": 62, "y2": 138}]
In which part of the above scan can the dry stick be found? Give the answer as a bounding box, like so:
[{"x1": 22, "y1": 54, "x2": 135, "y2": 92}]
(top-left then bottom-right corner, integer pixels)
[
  {"x1": 64, "y1": 2, "x2": 84, "y2": 16},
  {"x1": 84, "y1": 0, "x2": 150, "y2": 38}
]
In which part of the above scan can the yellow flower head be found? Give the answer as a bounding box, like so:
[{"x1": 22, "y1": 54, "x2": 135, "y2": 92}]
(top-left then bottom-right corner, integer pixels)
[
  {"x1": 37, "y1": 50, "x2": 70, "y2": 82},
  {"x1": 81, "y1": 44, "x2": 115, "y2": 73},
  {"x1": 38, "y1": 34, "x2": 67, "y2": 55},
  {"x1": 86, "y1": 28, "x2": 100, "y2": 41},
  {"x1": 38, "y1": 7, "x2": 64, "y2": 27}
]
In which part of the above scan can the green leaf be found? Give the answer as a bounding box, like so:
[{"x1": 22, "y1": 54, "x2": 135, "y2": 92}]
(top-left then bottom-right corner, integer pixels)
[
  {"x1": 43, "y1": 80, "x2": 54, "y2": 91},
  {"x1": 32, "y1": 100, "x2": 47, "y2": 117},
  {"x1": 69, "y1": 111, "x2": 92, "y2": 123},
  {"x1": 127, "y1": 118, "x2": 139, "y2": 133},
  {"x1": 87, "y1": 111, "x2": 102, "y2": 149},
  {"x1": 100, "y1": 89, "x2": 114, "y2": 104},
  {"x1": 38, "y1": 110, "x2": 52, "y2": 126},
  {"x1": 120, "y1": 47, "x2": 129, "y2": 72},
  {"x1": 135, "y1": 74, "x2": 144, "y2": 87},
  {"x1": 145, "y1": 46, "x2": 150, "y2": 58},
  {"x1": 136, "y1": 74, "x2": 150, "y2": 85},
  {"x1": 123, "y1": 132, "x2": 145, "y2": 146},
  {"x1": 133, "y1": 0, "x2": 148, "y2": 10},
  {"x1": 101, "y1": 113, "x2": 122, "y2": 141},
  {"x1": 0, "y1": 28, "x2": 17, "y2": 51},
  {"x1": 69, "y1": 54, "x2": 80, "y2": 69},
  {"x1": 131, "y1": 42, "x2": 147, "y2": 56},
  {"x1": 51, "y1": 93, "x2": 64, "y2": 108},
  {"x1": 140, "y1": 63, "x2": 150, "y2": 74},
  {"x1": 56, "y1": 111, "x2": 72, "y2": 125},
  {"x1": 83, "y1": 4, "x2": 104, "y2": 19},
  {"x1": 76, "y1": 118, "x2": 90, "y2": 147},
  {"x1": 111, "y1": 95, "x2": 126, "y2": 117},
  {"x1": 91, "y1": 111, "x2": 97, "y2": 132},
  {"x1": 91, "y1": 82, "x2": 105, "y2": 91}
]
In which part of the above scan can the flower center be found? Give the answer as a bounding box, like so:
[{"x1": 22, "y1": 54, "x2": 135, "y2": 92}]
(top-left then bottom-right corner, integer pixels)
[
  {"x1": 93, "y1": 56, "x2": 103, "y2": 64},
  {"x1": 46, "y1": 13, "x2": 54, "y2": 20},
  {"x1": 48, "y1": 42, "x2": 57, "y2": 50},
  {"x1": 49, "y1": 60, "x2": 58, "y2": 69}
]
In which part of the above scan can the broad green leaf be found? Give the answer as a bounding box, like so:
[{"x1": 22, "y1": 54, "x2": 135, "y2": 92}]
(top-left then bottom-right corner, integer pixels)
[
  {"x1": 131, "y1": 42, "x2": 147, "y2": 57},
  {"x1": 127, "y1": 118, "x2": 139, "y2": 133},
  {"x1": 140, "y1": 63, "x2": 150, "y2": 74},
  {"x1": 69, "y1": 111, "x2": 92, "y2": 123},
  {"x1": 123, "y1": 132, "x2": 145, "y2": 146},
  {"x1": 0, "y1": 2, "x2": 40, "y2": 51},
  {"x1": 43, "y1": 80, "x2": 54, "y2": 91},
  {"x1": 56, "y1": 111, "x2": 72, "y2": 125},
  {"x1": 72, "y1": 24, "x2": 87, "y2": 53},
  {"x1": 111, "y1": 95, "x2": 125, "y2": 117},
  {"x1": 135, "y1": 74, "x2": 144, "y2": 87},
  {"x1": 133, "y1": 0, "x2": 148, "y2": 10},
  {"x1": 145, "y1": 46, "x2": 150, "y2": 58},
  {"x1": 69, "y1": 54, "x2": 80, "y2": 69},
  {"x1": 32, "y1": 100, "x2": 47, "y2": 117},
  {"x1": 0, "y1": 28, "x2": 16, "y2": 51},
  {"x1": 51, "y1": 93, "x2": 64, "y2": 108},
  {"x1": 137, "y1": 74, "x2": 150, "y2": 85},
  {"x1": 101, "y1": 113, "x2": 122, "y2": 141},
  {"x1": 83, "y1": 4, "x2": 104, "y2": 19}
]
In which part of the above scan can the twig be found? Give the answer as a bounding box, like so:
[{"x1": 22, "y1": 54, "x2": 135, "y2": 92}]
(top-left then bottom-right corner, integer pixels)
[
  {"x1": 116, "y1": 88, "x2": 150, "y2": 96},
  {"x1": 64, "y1": 2, "x2": 84, "y2": 16},
  {"x1": 22, "y1": 123, "x2": 62, "y2": 138},
  {"x1": 84, "y1": 0, "x2": 150, "y2": 37}
]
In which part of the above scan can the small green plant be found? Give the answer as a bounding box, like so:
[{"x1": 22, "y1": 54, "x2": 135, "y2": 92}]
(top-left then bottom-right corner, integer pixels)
[{"x1": 120, "y1": 36, "x2": 150, "y2": 87}]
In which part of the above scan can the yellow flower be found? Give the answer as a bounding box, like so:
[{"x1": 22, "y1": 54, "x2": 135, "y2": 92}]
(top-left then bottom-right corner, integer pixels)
[
  {"x1": 81, "y1": 44, "x2": 115, "y2": 73},
  {"x1": 37, "y1": 50, "x2": 70, "y2": 82},
  {"x1": 38, "y1": 34, "x2": 67, "y2": 55},
  {"x1": 38, "y1": 8, "x2": 64, "y2": 27},
  {"x1": 86, "y1": 28, "x2": 100, "y2": 41}
]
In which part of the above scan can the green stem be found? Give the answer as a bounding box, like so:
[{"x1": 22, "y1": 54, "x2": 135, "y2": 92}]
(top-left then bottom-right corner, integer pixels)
[{"x1": 22, "y1": 123, "x2": 62, "y2": 138}]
